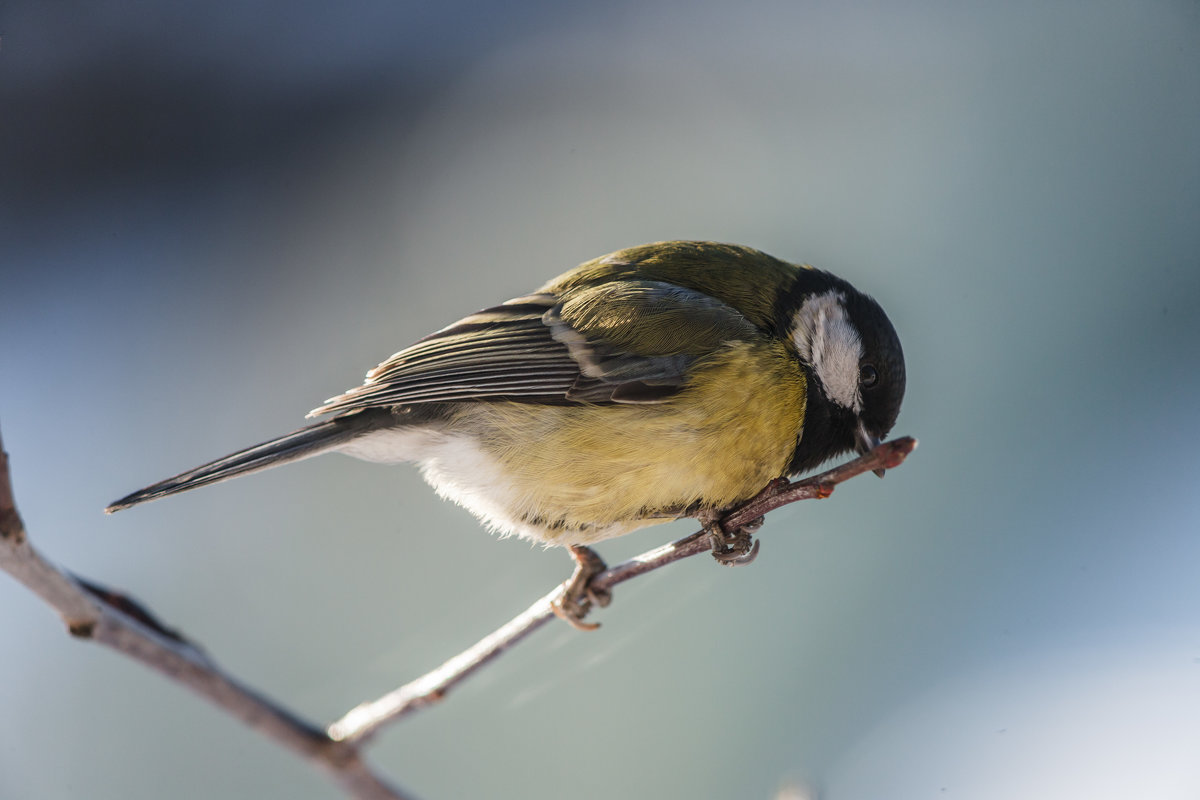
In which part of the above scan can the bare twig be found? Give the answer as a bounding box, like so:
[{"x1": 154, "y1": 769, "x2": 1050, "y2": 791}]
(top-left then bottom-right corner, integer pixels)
[
  {"x1": 0, "y1": 427, "x2": 414, "y2": 800},
  {"x1": 1, "y1": 418, "x2": 915, "y2": 796},
  {"x1": 330, "y1": 585, "x2": 562, "y2": 743},
  {"x1": 328, "y1": 436, "x2": 918, "y2": 744}
]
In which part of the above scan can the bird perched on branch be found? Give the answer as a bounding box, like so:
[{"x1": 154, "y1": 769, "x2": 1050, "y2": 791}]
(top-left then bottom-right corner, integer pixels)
[{"x1": 107, "y1": 241, "x2": 906, "y2": 628}]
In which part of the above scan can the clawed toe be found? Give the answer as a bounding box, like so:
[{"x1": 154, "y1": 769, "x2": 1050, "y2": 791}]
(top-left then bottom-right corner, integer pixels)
[
  {"x1": 706, "y1": 515, "x2": 764, "y2": 566},
  {"x1": 551, "y1": 545, "x2": 610, "y2": 631}
]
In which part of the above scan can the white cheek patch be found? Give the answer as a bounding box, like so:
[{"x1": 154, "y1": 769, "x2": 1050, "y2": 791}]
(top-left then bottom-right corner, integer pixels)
[{"x1": 791, "y1": 290, "x2": 864, "y2": 411}]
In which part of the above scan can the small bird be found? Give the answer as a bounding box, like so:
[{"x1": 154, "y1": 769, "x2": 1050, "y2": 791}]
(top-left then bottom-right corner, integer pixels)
[{"x1": 107, "y1": 241, "x2": 906, "y2": 627}]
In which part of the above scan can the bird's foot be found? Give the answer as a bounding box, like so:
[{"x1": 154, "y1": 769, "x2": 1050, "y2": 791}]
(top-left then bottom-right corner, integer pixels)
[
  {"x1": 551, "y1": 545, "x2": 612, "y2": 631},
  {"x1": 705, "y1": 515, "x2": 763, "y2": 566}
]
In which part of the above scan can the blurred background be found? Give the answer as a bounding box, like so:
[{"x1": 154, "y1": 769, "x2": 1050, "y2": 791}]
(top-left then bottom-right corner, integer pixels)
[{"x1": 2, "y1": 1, "x2": 1198, "y2": 798}]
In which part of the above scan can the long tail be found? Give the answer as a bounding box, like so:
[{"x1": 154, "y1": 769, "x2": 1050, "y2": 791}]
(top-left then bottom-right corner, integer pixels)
[{"x1": 105, "y1": 410, "x2": 392, "y2": 513}]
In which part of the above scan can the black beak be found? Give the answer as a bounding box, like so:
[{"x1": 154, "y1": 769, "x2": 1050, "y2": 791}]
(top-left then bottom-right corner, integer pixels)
[{"x1": 855, "y1": 421, "x2": 886, "y2": 478}]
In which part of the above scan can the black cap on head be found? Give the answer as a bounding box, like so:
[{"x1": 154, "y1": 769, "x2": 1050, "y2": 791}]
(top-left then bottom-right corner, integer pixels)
[{"x1": 843, "y1": 288, "x2": 906, "y2": 443}]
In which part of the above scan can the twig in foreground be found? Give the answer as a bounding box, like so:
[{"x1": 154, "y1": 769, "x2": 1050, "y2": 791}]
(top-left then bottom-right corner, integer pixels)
[
  {"x1": 0, "y1": 428, "x2": 413, "y2": 800},
  {"x1": 1, "y1": 421, "x2": 915, "y2": 797},
  {"x1": 328, "y1": 435, "x2": 918, "y2": 744}
]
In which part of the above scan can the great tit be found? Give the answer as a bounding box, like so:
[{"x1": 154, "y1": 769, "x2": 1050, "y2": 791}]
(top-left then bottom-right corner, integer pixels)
[{"x1": 107, "y1": 241, "x2": 905, "y2": 624}]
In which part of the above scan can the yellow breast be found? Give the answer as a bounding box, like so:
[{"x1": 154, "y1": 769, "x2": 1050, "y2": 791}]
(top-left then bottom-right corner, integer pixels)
[{"x1": 437, "y1": 338, "x2": 807, "y2": 544}]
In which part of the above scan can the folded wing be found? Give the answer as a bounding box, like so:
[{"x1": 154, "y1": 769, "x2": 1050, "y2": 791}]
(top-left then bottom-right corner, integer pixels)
[{"x1": 308, "y1": 282, "x2": 759, "y2": 416}]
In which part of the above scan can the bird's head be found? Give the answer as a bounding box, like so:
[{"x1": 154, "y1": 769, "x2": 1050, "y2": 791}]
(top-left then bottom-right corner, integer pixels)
[{"x1": 784, "y1": 272, "x2": 906, "y2": 476}]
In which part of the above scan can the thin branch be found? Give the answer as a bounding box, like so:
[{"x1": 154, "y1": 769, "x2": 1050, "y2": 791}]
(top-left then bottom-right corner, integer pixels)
[
  {"x1": 328, "y1": 436, "x2": 918, "y2": 744},
  {"x1": 1, "y1": 417, "x2": 915, "y2": 796},
  {"x1": 0, "y1": 426, "x2": 414, "y2": 800},
  {"x1": 330, "y1": 585, "x2": 561, "y2": 742}
]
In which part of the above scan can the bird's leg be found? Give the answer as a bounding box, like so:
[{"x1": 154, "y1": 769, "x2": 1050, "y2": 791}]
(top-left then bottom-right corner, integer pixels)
[
  {"x1": 702, "y1": 477, "x2": 790, "y2": 565},
  {"x1": 704, "y1": 513, "x2": 763, "y2": 566},
  {"x1": 551, "y1": 545, "x2": 612, "y2": 631}
]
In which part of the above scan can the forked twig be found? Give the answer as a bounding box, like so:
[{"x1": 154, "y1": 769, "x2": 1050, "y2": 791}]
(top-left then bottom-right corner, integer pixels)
[{"x1": 0, "y1": 420, "x2": 915, "y2": 797}]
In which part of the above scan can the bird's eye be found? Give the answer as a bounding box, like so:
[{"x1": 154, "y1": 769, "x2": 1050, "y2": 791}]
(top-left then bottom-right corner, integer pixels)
[{"x1": 860, "y1": 364, "x2": 879, "y2": 389}]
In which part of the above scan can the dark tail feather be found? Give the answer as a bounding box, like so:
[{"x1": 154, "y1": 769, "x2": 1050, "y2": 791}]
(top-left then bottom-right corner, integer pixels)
[{"x1": 105, "y1": 412, "x2": 389, "y2": 513}]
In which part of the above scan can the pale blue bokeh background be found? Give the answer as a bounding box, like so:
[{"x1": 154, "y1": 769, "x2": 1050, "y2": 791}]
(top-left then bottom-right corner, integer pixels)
[{"x1": 2, "y1": 2, "x2": 1199, "y2": 799}]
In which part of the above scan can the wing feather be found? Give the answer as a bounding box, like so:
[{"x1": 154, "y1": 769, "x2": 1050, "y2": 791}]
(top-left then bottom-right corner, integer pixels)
[{"x1": 308, "y1": 283, "x2": 759, "y2": 417}]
